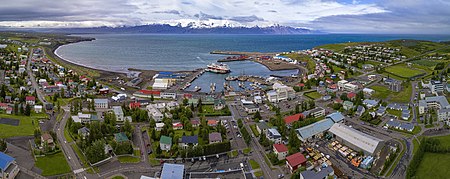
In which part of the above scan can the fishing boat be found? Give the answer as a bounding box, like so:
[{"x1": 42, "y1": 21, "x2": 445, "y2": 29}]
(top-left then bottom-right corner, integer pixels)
[
  {"x1": 194, "y1": 86, "x2": 201, "y2": 92},
  {"x1": 205, "y1": 63, "x2": 231, "y2": 74}
]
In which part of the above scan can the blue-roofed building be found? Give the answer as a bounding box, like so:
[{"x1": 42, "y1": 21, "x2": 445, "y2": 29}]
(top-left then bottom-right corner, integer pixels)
[
  {"x1": 326, "y1": 112, "x2": 345, "y2": 123},
  {"x1": 179, "y1": 135, "x2": 199, "y2": 149},
  {"x1": 356, "y1": 106, "x2": 366, "y2": 117},
  {"x1": 360, "y1": 156, "x2": 374, "y2": 169},
  {"x1": 300, "y1": 166, "x2": 334, "y2": 179},
  {"x1": 385, "y1": 120, "x2": 415, "y2": 132},
  {"x1": 267, "y1": 128, "x2": 282, "y2": 144},
  {"x1": 0, "y1": 152, "x2": 19, "y2": 179},
  {"x1": 376, "y1": 106, "x2": 386, "y2": 116},
  {"x1": 363, "y1": 99, "x2": 379, "y2": 109},
  {"x1": 161, "y1": 163, "x2": 184, "y2": 179},
  {"x1": 296, "y1": 119, "x2": 334, "y2": 142}
]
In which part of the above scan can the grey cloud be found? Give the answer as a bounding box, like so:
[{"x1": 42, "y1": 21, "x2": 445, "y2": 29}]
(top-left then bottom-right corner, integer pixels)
[
  {"x1": 229, "y1": 15, "x2": 264, "y2": 22},
  {"x1": 153, "y1": 10, "x2": 181, "y2": 15},
  {"x1": 268, "y1": 10, "x2": 277, "y2": 13},
  {"x1": 194, "y1": 12, "x2": 223, "y2": 20}
]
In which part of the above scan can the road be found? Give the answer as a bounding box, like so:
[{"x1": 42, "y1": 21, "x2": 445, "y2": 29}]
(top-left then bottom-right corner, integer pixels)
[{"x1": 27, "y1": 48, "x2": 47, "y2": 104}]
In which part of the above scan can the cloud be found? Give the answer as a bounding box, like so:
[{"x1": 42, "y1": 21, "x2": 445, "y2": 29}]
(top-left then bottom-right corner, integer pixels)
[
  {"x1": 229, "y1": 15, "x2": 264, "y2": 23},
  {"x1": 0, "y1": 0, "x2": 448, "y2": 33}
]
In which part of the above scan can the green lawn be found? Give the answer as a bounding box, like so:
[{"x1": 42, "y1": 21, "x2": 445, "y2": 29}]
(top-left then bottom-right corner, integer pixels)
[
  {"x1": 249, "y1": 124, "x2": 260, "y2": 137},
  {"x1": 118, "y1": 156, "x2": 140, "y2": 163},
  {"x1": 412, "y1": 137, "x2": 421, "y2": 155},
  {"x1": 416, "y1": 153, "x2": 450, "y2": 179},
  {"x1": 199, "y1": 105, "x2": 231, "y2": 116},
  {"x1": 371, "y1": 85, "x2": 391, "y2": 99},
  {"x1": 254, "y1": 171, "x2": 263, "y2": 177},
  {"x1": 64, "y1": 128, "x2": 74, "y2": 143},
  {"x1": 243, "y1": 148, "x2": 251, "y2": 154},
  {"x1": 411, "y1": 60, "x2": 441, "y2": 67},
  {"x1": 385, "y1": 64, "x2": 425, "y2": 78},
  {"x1": 249, "y1": 159, "x2": 260, "y2": 169},
  {"x1": 228, "y1": 150, "x2": 238, "y2": 157},
  {"x1": 35, "y1": 152, "x2": 71, "y2": 176},
  {"x1": 112, "y1": 176, "x2": 125, "y2": 179},
  {"x1": 284, "y1": 53, "x2": 316, "y2": 71},
  {"x1": 0, "y1": 114, "x2": 39, "y2": 138},
  {"x1": 429, "y1": 135, "x2": 450, "y2": 148},
  {"x1": 304, "y1": 91, "x2": 322, "y2": 99}
]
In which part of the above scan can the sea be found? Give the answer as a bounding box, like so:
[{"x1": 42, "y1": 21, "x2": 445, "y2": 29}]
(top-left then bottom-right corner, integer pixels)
[{"x1": 55, "y1": 34, "x2": 450, "y2": 92}]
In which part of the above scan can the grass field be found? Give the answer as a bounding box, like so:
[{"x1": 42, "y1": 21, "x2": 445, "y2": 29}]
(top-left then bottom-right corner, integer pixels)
[
  {"x1": 284, "y1": 53, "x2": 316, "y2": 72},
  {"x1": 243, "y1": 148, "x2": 251, "y2": 154},
  {"x1": 315, "y1": 42, "x2": 373, "y2": 52},
  {"x1": 385, "y1": 64, "x2": 425, "y2": 78},
  {"x1": 249, "y1": 124, "x2": 260, "y2": 137},
  {"x1": 249, "y1": 159, "x2": 260, "y2": 169},
  {"x1": 199, "y1": 105, "x2": 231, "y2": 116},
  {"x1": 415, "y1": 153, "x2": 450, "y2": 179},
  {"x1": 118, "y1": 156, "x2": 140, "y2": 163},
  {"x1": 411, "y1": 60, "x2": 441, "y2": 67},
  {"x1": 304, "y1": 91, "x2": 322, "y2": 99},
  {"x1": 254, "y1": 171, "x2": 263, "y2": 177},
  {"x1": 429, "y1": 134, "x2": 450, "y2": 148},
  {"x1": 35, "y1": 152, "x2": 71, "y2": 176},
  {"x1": 371, "y1": 85, "x2": 391, "y2": 99},
  {"x1": 390, "y1": 84, "x2": 412, "y2": 103},
  {"x1": 0, "y1": 114, "x2": 39, "y2": 138}
]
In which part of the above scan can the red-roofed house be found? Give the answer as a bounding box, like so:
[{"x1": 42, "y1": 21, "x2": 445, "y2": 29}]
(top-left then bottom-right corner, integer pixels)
[
  {"x1": 0, "y1": 103, "x2": 8, "y2": 110},
  {"x1": 347, "y1": 92, "x2": 356, "y2": 100},
  {"x1": 25, "y1": 96, "x2": 36, "y2": 105},
  {"x1": 207, "y1": 120, "x2": 218, "y2": 127},
  {"x1": 273, "y1": 144, "x2": 288, "y2": 160},
  {"x1": 183, "y1": 93, "x2": 193, "y2": 99},
  {"x1": 286, "y1": 152, "x2": 307, "y2": 173},
  {"x1": 133, "y1": 90, "x2": 161, "y2": 98},
  {"x1": 6, "y1": 107, "x2": 13, "y2": 114},
  {"x1": 297, "y1": 83, "x2": 305, "y2": 87},
  {"x1": 129, "y1": 102, "x2": 141, "y2": 109},
  {"x1": 284, "y1": 113, "x2": 305, "y2": 125},
  {"x1": 191, "y1": 120, "x2": 200, "y2": 128},
  {"x1": 173, "y1": 122, "x2": 183, "y2": 130}
]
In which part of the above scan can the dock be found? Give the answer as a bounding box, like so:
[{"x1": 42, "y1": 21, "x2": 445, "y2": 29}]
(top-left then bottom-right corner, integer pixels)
[{"x1": 210, "y1": 50, "x2": 278, "y2": 56}]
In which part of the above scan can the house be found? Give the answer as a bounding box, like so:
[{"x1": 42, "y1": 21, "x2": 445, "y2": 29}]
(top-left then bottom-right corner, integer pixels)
[
  {"x1": 286, "y1": 152, "x2": 307, "y2": 173},
  {"x1": 347, "y1": 92, "x2": 356, "y2": 100},
  {"x1": 243, "y1": 104, "x2": 259, "y2": 114},
  {"x1": 284, "y1": 113, "x2": 304, "y2": 126},
  {"x1": 431, "y1": 80, "x2": 444, "y2": 94},
  {"x1": 179, "y1": 136, "x2": 198, "y2": 149},
  {"x1": 356, "y1": 106, "x2": 365, "y2": 116},
  {"x1": 114, "y1": 132, "x2": 129, "y2": 143},
  {"x1": 112, "y1": 106, "x2": 124, "y2": 122},
  {"x1": 129, "y1": 102, "x2": 141, "y2": 109},
  {"x1": 214, "y1": 99, "x2": 226, "y2": 110},
  {"x1": 208, "y1": 132, "x2": 222, "y2": 144},
  {"x1": 161, "y1": 91, "x2": 177, "y2": 99},
  {"x1": 161, "y1": 163, "x2": 184, "y2": 179},
  {"x1": 146, "y1": 105, "x2": 163, "y2": 122},
  {"x1": 94, "y1": 98, "x2": 109, "y2": 109},
  {"x1": 41, "y1": 133, "x2": 54, "y2": 149},
  {"x1": 303, "y1": 107, "x2": 326, "y2": 118},
  {"x1": 386, "y1": 120, "x2": 415, "y2": 132},
  {"x1": 256, "y1": 122, "x2": 270, "y2": 135},
  {"x1": 300, "y1": 166, "x2": 334, "y2": 179},
  {"x1": 363, "y1": 99, "x2": 379, "y2": 109},
  {"x1": 190, "y1": 120, "x2": 200, "y2": 128},
  {"x1": 172, "y1": 122, "x2": 183, "y2": 130},
  {"x1": 0, "y1": 103, "x2": 7, "y2": 110},
  {"x1": 267, "y1": 128, "x2": 282, "y2": 144},
  {"x1": 343, "y1": 101, "x2": 354, "y2": 110},
  {"x1": 0, "y1": 152, "x2": 20, "y2": 179},
  {"x1": 254, "y1": 96, "x2": 262, "y2": 104},
  {"x1": 6, "y1": 107, "x2": 12, "y2": 114},
  {"x1": 78, "y1": 127, "x2": 90, "y2": 139},
  {"x1": 207, "y1": 120, "x2": 218, "y2": 127},
  {"x1": 363, "y1": 88, "x2": 375, "y2": 95},
  {"x1": 376, "y1": 106, "x2": 386, "y2": 116},
  {"x1": 34, "y1": 105, "x2": 43, "y2": 113},
  {"x1": 160, "y1": 136, "x2": 172, "y2": 151},
  {"x1": 273, "y1": 143, "x2": 288, "y2": 160},
  {"x1": 25, "y1": 96, "x2": 35, "y2": 105},
  {"x1": 155, "y1": 123, "x2": 165, "y2": 131},
  {"x1": 71, "y1": 113, "x2": 96, "y2": 123}
]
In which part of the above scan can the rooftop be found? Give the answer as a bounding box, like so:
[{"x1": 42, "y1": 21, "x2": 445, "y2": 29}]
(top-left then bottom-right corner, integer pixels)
[
  {"x1": 273, "y1": 143, "x2": 288, "y2": 153},
  {"x1": 0, "y1": 152, "x2": 14, "y2": 171},
  {"x1": 329, "y1": 123, "x2": 383, "y2": 154},
  {"x1": 286, "y1": 152, "x2": 306, "y2": 167},
  {"x1": 161, "y1": 163, "x2": 184, "y2": 179},
  {"x1": 296, "y1": 118, "x2": 334, "y2": 140}
]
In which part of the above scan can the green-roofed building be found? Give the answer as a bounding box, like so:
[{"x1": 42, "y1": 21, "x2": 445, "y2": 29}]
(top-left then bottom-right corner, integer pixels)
[
  {"x1": 160, "y1": 135, "x2": 172, "y2": 151},
  {"x1": 202, "y1": 96, "x2": 215, "y2": 105},
  {"x1": 188, "y1": 98, "x2": 199, "y2": 106},
  {"x1": 114, "y1": 132, "x2": 129, "y2": 143}
]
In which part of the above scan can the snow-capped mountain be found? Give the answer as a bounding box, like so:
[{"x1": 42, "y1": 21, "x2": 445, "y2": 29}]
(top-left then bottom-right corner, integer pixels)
[{"x1": 49, "y1": 22, "x2": 316, "y2": 34}]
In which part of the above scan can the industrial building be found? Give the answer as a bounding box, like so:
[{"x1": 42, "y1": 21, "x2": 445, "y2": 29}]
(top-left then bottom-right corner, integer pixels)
[{"x1": 328, "y1": 123, "x2": 383, "y2": 156}]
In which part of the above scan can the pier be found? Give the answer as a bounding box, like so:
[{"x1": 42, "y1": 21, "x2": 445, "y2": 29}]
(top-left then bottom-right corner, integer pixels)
[{"x1": 210, "y1": 50, "x2": 277, "y2": 56}]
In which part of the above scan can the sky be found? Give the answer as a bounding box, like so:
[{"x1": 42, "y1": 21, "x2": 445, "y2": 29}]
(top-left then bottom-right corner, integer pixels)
[{"x1": 0, "y1": 0, "x2": 449, "y2": 34}]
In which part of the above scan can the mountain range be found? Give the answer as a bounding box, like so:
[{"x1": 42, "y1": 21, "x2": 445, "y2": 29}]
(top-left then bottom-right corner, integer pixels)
[{"x1": 47, "y1": 23, "x2": 316, "y2": 34}]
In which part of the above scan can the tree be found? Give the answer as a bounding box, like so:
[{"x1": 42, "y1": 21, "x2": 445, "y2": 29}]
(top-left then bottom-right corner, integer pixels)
[
  {"x1": 85, "y1": 140, "x2": 107, "y2": 163},
  {"x1": 122, "y1": 120, "x2": 133, "y2": 139},
  {"x1": 0, "y1": 139, "x2": 7, "y2": 151},
  {"x1": 24, "y1": 104, "x2": 31, "y2": 116},
  {"x1": 253, "y1": 111, "x2": 262, "y2": 122}
]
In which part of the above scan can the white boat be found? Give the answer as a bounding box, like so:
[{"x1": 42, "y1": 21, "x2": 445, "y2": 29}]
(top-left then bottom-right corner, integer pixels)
[
  {"x1": 205, "y1": 63, "x2": 231, "y2": 74},
  {"x1": 194, "y1": 86, "x2": 201, "y2": 92}
]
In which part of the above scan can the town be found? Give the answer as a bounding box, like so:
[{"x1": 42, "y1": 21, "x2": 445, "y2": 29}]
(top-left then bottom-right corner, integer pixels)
[{"x1": 0, "y1": 32, "x2": 449, "y2": 179}]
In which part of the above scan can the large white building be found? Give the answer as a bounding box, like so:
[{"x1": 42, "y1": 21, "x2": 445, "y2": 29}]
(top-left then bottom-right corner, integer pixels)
[
  {"x1": 329, "y1": 123, "x2": 383, "y2": 156},
  {"x1": 112, "y1": 106, "x2": 124, "y2": 122},
  {"x1": 418, "y1": 96, "x2": 450, "y2": 115},
  {"x1": 94, "y1": 98, "x2": 109, "y2": 109},
  {"x1": 267, "y1": 83, "x2": 296, "y2": 103},
  {"x1": 430, "y1": 80, "x2": 444, "y2": 94},
  {"x1": 146, "y1": 105, "x2": 164, "y2": 122}
]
